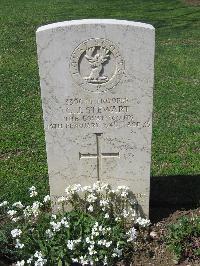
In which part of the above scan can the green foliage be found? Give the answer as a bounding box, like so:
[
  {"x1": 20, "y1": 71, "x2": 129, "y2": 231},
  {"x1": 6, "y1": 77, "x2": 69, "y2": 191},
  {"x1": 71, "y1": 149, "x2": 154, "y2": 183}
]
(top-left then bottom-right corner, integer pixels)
[
  {"x1": 0, "y1": 218, "x2": 18, "y2": 262},
  {"x1": 166, "y1": 215, "x2": 200, "y2": 262}
]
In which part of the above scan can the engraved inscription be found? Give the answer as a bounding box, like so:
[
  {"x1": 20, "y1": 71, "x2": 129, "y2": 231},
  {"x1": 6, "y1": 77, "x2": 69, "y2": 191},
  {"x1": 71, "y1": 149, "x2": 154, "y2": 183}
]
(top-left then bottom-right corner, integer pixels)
[
  {"x1": 79, "y1": 133, "x2": 119, "y2": 180},
  {"x1": 48, "y1": 97, "x2": 151, "y2": 130},
  {"x1": 70, "y1": 38, "x2": 124, "y2": 93}
]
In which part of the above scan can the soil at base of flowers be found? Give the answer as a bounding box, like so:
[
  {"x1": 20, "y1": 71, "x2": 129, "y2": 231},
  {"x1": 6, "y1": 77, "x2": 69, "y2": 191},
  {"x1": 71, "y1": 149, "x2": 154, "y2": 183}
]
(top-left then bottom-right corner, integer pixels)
[
  {"x1": 128, "y1": 208, "x2": 200, "y2": 266},
  {"x1": 0, "y1": 208, "x2": 199, "y2": 266}
]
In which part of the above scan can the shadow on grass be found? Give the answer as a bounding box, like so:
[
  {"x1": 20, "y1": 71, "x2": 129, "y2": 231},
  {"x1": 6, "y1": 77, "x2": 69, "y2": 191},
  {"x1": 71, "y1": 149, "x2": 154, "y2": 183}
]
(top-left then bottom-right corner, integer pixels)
[{"x1": 150, "y1": 174, "x2": 200, "y2": 222}]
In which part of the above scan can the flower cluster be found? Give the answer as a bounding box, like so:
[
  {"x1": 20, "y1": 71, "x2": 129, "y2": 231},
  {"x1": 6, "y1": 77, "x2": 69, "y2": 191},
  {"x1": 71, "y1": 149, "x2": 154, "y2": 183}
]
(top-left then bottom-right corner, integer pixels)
[
  {"x1": 136, "y1": 217, "x2": 151, "y2": 227},
  {"x1": 49, "y1": 216, "x2": 69, "y2": 232},
  {"x1": 0, "y1": 182, "x2": 150, "y2": 265},
  {"x1": 0, "y1": 200, "x2": 8, "y2": 207},
  {"x1": 23, "y1": 201, "x2": 42, "y2": 219},
  {"x1": 65, "y1": 221, "x2": 118, "y2": 265},
  {"x1": 16, "y1": 251, "x2": 47, "y2": 266},
  {"x1": 126, "y1": 227, "x2": 137, "y2": 242},
  {"x1": 29, "y1": 186, "x2": 38, "y2": 198},
  {"x1": 56, "y1": 181, "x2": 141, "y2": 225},
  {"x1": 11, "y1": 228, "x2": 22, "y2": 238}
]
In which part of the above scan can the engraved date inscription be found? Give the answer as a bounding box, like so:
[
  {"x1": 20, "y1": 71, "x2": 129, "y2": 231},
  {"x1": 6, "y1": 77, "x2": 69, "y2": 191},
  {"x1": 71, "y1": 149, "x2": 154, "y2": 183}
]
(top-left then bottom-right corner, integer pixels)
[{"x1": 48, "y1": 97, "x2": 151, "y2": 130}]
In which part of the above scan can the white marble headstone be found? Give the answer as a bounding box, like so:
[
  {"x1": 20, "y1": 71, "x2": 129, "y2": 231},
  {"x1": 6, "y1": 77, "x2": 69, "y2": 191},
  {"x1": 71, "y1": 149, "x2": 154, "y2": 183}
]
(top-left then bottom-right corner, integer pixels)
[{"x1": 36, "y1": 19, "x2": 155, "y2": 216}]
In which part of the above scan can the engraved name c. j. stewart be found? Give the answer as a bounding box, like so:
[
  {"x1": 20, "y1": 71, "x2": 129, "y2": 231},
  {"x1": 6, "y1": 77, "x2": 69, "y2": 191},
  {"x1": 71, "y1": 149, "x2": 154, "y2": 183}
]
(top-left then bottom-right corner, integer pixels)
[
  {"x1": 48, "y1": 96, "x2": 151, "y2": 129},
  {"x1": 79, "y1": 133, "x2": 119, "y2": 180}
]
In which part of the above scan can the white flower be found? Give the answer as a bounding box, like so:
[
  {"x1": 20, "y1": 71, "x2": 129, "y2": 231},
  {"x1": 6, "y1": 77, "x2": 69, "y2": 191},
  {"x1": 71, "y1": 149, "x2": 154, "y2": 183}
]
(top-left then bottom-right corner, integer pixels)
[
  {"x1": 79, "y1": 256, "x2": 88, "y2": 265},
  {"x1": 27, "y1": 257, "x2": 33, "y2": 264},
  {"x1": 33, "y1": 251, "x2": 47, "y2": 265},
  {"x1": 136, "y1": 217, "x2": 151, "y2": 227},
  {"x1": 88, "y1": 205, "x2": 93, "y2": 212},
  {"x1": 50, "y1": 221, "x2": 61, "y2": 232},
  {"x1": 103, "y1": 255, "x2": 108, "y2": 265},
  {"x1": 61, "y1": 217, "x2": 69, "y2": 228},
  {"x1": 12, "y1": 201, "x2": 23, "y2": 209},
  {"x1": 85, "y1": 237, "x2": 94, "y2": 245},
  {"x1": 88, "y1": 244, "x2": 97, "y2": 255},
  {"x1": 100, "y1": 183, "x2": 109, "y2": 190},
  {"x1": 12, "y1": 217, "x2": 20, "y2": 222},
  {"x1": 57, "y1": 196, "x2": 66, "y2": 203},
  {"x1": 115, "y1": 216, "x2": 121, "y2": 222},
  {"x1": 23, "y1": 205, "x2": 31, "y2": 218},
  {"x1": 92, "y1": 182, "x2": 109, "y2": 192},
  {"x1": 100, "y1": 199, "x2": 109, "y2": 207},
  {"x1": 51, "y1": 214, "x2": 56, "y2": 219},
  {"x1": 65, "y1": 184, "x2": 82, "y2": 196},
  {"x1": 16, "y1": 260, "x2": 25, "y2": 266},
  {"x1": 7, "y1": 209, "x2": 17, "y2": 217},
  {"x1": 82, "y1": 185, "x2": 92, "y2": 192},
  {"x1": 86, "y1": 194, "x2": 97, "y2": 203},
  {"x1": 29, "y1": 186, "x2": 37, "y2": 197},
  {"x1": 34, "y1": 251, "x2": 43, "y2": 258},
  {"x1": 93, "y1": 221, "x2": 99, "y2": 227},
  {"x1": 117, "y1": 185, "x2": 129, "y2": 191},
  {"x1": 45, "y1": 229, "x2": 53, "y2": 238},
  {"x1": 98, "y1": 239, "x2": 103, "y2": 245},
  {"x1": 121, "y1": 191, "x2": 128, "y2": 197},
  {"x1": 116, "y1": 185, "x2": 129, "y2": 197},
  {"x1": 92, "y1": 230, "x2": 99, "y2": 237},
  {"x1": 108, "y1": 189, "x2": 116, "y2": 194},
  {"x1": 75, "y1": 238, "x2": 81, "y2": 243},
  {"x1": 92, "y1": 181, "x2": 101, "y2": 191},
  {"x1": 130, "y1": 210, "x2": 136, "y2": 219},
  {"x1": 0, "y1": 201, "x2": 8, "y2": 207},
  {"x1": 97, "y1": 239, "x2": 112, "y2": 247},
  {"x1": 67, "y1": 240, "x2": 74, "y2": 250},
  {"x1": 105, "y1": 241, "x2": 112, "y2": 247},
  {"x1": 72, "y1": 184, "x2": 82, "y2": 192},
  {"x1": 30, "y1": 190, "x2": 38, "y2": 197},
  {"x1": 86, "y1": 237, "x2": 90, "y2": 243},
  {"x1": 11, "y1": 228, "x2": 22, "y2": 238},
  {"x1": 43, "y1": 195, "x2": 51, "y2": 203},
  {"x1": 23, "y1": 203, "x2": 41, "y2": 218},
  {"x1": 122, "y1": 209, "x2": 129, "y2": 218},
  {"x1": 72, "y1": 258, "x2": 78, "y2": 263},
  {"x1": 35, "y1": 257, "x2": 47, "y2": 266},
  {"x1": 29, "y1": 186, "x2": 36, "y2": 191},
  {"x1": 31, "y1": 201, "x2": 42, "y2": 217},
  {"x1": 15, "y1": 239, "x2": 24, "y2": 249},
  {"x1": 104, "y1": 213, "x2": 109, "y2": 219},
  {"x1": 113, "y1": 247, "x2": 122, "y2": 257},
  {"x1": 127, "y1": 227, "x2": 137, "y2": 242}
]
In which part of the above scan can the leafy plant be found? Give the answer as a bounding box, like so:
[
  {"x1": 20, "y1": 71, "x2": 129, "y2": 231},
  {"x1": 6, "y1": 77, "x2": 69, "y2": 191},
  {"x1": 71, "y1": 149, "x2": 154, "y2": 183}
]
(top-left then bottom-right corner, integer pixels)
[
  {"x1": 166, "y1": 215, "x2": 200, "y2": 263},
  {"x1": 0, "y1": 182, "x2": 150, "y2": 265}
]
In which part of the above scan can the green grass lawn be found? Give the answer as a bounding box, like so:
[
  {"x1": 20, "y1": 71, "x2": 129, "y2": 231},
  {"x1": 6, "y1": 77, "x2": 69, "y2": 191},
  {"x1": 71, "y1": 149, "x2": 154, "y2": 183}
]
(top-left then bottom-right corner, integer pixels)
[{"x1": 0, "y1": 0, "x2": 200, "y2": 204}]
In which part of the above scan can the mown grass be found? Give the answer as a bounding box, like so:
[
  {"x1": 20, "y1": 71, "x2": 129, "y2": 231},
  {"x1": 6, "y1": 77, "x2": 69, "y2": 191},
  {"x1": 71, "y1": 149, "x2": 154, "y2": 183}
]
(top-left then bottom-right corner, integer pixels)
[{"x1": 0, "y1": 0, "x2": 200, "y2": 204}]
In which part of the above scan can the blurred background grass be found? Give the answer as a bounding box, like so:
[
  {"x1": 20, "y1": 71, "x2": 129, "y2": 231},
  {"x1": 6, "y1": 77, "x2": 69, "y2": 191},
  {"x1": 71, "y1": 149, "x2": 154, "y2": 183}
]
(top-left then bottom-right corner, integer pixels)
[{"x1": 0, "y1": 0, "x2": 199, "y2": 204}]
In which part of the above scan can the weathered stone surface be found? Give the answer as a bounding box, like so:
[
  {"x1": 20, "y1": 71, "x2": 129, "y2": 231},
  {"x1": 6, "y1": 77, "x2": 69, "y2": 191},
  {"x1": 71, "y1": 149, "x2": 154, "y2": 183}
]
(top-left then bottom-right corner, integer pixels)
[{"x1": 36, "y1": 19, "x2": 155, "y2": 216}]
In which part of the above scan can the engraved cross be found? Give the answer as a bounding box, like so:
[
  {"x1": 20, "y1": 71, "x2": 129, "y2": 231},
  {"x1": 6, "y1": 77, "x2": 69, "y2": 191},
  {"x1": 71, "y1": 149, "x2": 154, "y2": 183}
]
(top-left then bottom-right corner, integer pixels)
[{"x1": 79, "y1": 133, "x2": 119, "y2": 180}]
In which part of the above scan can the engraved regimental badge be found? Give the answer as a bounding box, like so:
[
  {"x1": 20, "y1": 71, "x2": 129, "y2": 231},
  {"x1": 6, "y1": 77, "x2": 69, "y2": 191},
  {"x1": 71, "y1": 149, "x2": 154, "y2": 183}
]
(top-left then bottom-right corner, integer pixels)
[{"x1": 70, "y1": 38, "x2": 124, "y2": 93}]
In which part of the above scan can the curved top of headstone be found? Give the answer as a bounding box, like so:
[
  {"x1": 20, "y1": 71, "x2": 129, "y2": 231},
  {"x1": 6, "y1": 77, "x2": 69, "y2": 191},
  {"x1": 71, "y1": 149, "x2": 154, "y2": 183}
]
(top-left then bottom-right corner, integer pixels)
[{"x1": 36, "y1": 19, "x2": 155, "y2": 33}]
